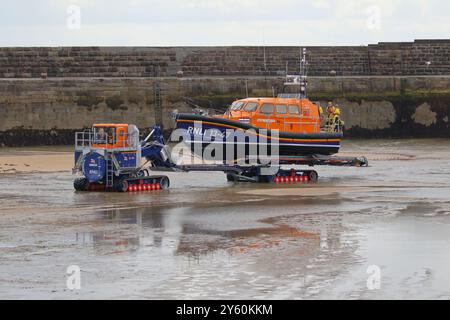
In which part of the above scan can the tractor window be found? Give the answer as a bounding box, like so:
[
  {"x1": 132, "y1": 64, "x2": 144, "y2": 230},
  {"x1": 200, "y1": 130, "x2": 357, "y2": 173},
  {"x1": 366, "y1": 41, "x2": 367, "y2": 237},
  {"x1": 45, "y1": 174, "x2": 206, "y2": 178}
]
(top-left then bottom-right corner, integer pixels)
[
  {"x1": 243, "y1": 102, "x2": 259, "y2": 112},
  {"x1": 127, "y1": 125, "x2": 140, "y2": 148},
  {"x1": 260, "y1": 103, "x2": 275, "y2": 115},
  {"x1": 93, "y1": 127, "x2": 115, "y2": 144}
]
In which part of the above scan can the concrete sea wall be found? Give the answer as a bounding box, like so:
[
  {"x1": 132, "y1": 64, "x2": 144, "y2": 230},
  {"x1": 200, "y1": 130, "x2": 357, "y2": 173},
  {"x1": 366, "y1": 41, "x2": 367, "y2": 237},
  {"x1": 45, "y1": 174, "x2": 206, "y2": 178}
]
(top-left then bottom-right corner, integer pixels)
[{"x1": 0, "y1": 40, "x2": 449, "y2": 146}]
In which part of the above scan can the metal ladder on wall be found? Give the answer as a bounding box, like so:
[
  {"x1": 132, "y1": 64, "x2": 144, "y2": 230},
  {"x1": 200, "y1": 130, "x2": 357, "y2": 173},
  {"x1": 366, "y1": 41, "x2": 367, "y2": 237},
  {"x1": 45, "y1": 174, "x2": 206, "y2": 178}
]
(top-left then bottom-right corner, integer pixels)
[
  {"x1": 154, "y1": 82, "x2": 163, "y2": 126},
  {"x1": 105, "y1": 153, "x2": 114, "y2": 188}
]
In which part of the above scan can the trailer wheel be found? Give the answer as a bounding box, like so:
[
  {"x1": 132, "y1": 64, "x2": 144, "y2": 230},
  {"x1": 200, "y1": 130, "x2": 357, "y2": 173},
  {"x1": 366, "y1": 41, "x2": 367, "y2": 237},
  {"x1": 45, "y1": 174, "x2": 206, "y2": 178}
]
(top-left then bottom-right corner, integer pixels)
[
  {"x1": 114, "y1": 180, "x2": 129, "y2": 192},
  {"x1": 356, "y1": 156, "x2": 369, "y2": 167},
  {"x1": 226, "y1": 173, "x2": 236, "y2": 182},
  {"x1": 159, "y1": 176, "x2": 170, "y2": 189},
  {"x1": 307, "y1": 170, "x2": 319, "y2": 183},
  {"x1": 74, "y1": 177, "x2": 89, "y2": 191},
  {"x1": 138, "y1": 169, "x2": 149, "y2": 177}
]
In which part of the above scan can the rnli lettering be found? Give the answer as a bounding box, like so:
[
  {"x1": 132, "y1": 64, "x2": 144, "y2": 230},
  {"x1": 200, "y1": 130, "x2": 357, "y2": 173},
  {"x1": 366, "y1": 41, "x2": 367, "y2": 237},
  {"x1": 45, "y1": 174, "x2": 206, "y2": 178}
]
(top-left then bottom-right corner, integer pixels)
[{"x1": 187, "y1": 126, "x2": 232, "y2": 139}]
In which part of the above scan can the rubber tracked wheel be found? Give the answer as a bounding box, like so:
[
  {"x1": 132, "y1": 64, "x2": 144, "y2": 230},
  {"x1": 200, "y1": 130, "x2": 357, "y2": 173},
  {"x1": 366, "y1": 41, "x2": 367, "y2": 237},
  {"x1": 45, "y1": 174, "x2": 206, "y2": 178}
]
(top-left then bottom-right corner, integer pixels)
[
  {"x1": 159, "y1": 176, "x2": 170, "y2": 189},
  {"x1": 74, "y1": 177, "x2": 89, "y2": 191},
  {"x1": 114, "y1": 180, "x2": 129, "y2": 193}
]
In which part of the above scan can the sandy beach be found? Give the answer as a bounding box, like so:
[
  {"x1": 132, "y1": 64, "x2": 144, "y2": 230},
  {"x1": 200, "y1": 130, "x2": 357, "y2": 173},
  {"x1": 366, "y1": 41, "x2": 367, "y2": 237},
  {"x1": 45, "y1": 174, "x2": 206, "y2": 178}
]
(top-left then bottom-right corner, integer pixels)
[{"x1": 0, "y1": 151, "x2": 72, "y2": 174}]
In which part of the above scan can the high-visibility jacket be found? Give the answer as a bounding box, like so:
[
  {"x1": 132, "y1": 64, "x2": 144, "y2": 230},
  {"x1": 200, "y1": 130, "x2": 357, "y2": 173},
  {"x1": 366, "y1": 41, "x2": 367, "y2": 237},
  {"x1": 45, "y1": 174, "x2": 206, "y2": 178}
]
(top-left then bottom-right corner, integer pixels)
[
  {"x1": 332, "y1": 115, "x2": 345, "y2": 131},
  {"x1": 326, "y1": 113, "x2": 334, "y2": 126},
  {"x1": 319, "y1": 106, "x2": 324, "y2": 115}
]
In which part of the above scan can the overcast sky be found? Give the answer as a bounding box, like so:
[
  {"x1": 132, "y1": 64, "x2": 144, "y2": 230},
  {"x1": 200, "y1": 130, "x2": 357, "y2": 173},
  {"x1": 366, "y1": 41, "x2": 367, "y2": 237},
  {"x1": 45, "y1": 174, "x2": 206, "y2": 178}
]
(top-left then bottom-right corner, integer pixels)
[{"x1": 1, "y1": 0, "x2": 449, "y2": 46}]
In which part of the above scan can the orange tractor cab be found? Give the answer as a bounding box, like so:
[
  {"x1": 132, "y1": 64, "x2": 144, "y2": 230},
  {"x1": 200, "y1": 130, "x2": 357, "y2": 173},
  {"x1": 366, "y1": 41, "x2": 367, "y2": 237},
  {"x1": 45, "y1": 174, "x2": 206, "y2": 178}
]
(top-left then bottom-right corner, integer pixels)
[{"x1": 91, "y1": 124, "x2": 138, "y2": 149}]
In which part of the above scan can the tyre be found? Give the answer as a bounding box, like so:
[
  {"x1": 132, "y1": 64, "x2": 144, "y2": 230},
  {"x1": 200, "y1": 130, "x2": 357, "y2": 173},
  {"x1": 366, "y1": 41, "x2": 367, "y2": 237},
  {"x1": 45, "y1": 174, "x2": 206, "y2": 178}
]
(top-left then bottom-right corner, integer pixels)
[
  {"x1": 159, "y1": 176, "x2": 170, "y2": 189},
  {"x1": 226, "y1": 173, "x2": 236, "y2": 182},
  {"x1": 114, "y1": 180, "x2": 129, "y2": 192},
  {"x1": 137, "y1": 169, "x2": 149, "y2": 177},
  {"x1": 73, "y1": 177, "x2": 89, "y2": 191},
  {"x1": 307, "y1": 170, "x2": 319, "y2": 182}
]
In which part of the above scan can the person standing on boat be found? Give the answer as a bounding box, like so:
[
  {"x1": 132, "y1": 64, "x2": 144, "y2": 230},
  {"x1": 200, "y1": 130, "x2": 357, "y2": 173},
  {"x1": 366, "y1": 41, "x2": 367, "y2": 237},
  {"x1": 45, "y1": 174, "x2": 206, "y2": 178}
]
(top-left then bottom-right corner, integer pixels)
[
  {"x1": 317, "y1": 103, "x2": 325, "y2": 127},
  {"x1": 332, "y1": 105, "x2": 345, "y2": 132},
  {"x1": 325, "y1": 102, "x2": 335, "y2": 130}
]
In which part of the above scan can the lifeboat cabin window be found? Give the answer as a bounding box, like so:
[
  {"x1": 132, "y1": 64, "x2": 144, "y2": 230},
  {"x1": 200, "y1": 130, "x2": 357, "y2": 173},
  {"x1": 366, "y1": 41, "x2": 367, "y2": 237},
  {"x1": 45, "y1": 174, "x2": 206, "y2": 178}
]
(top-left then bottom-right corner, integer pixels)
[
  {"x1": 276, "y1": 104, "x2": 287, "y2": 114},
  {"x1": 230, "y1": 101, "x2": 244, "y2": 111},
  {"x1": 288, "y1": 105, "x2": 300, "y2": 115},
  {"x1": 260, "y1": 103, "x2": 275, "y2": 114},
  {"x1": 243, "y1": 102, "x2": 258, "y2": 112}
]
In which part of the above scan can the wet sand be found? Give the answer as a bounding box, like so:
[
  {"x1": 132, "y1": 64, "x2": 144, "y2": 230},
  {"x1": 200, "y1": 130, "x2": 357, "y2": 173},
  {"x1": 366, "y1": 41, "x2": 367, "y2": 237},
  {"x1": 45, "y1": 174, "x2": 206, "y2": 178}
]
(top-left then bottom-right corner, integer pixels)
[
  {"x1": 0, "y1": 147, "x2": 72, "y2": 173},
  {"x1": 1, "y1": 139, "x2": 450, "y2": 299}
]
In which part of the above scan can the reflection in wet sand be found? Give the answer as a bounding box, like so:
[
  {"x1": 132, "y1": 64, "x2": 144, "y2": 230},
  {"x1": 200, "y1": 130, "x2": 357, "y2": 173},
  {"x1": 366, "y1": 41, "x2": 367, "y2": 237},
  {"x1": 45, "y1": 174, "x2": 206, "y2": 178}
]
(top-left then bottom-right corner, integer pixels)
[
  {"x1": 92, "y1": 207, "x2": 322, "y2": 257},
  {"x1": 64, "y1": 204, "x2": 364, "y2": 299}
]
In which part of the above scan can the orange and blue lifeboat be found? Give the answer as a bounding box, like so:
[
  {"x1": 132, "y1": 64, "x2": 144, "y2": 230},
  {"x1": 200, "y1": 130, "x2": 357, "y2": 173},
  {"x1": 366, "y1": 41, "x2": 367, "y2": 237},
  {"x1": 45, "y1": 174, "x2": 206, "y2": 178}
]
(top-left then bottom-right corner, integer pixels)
[{"x1": 174, "y1": 97, "x2": 342, "y2": 163}]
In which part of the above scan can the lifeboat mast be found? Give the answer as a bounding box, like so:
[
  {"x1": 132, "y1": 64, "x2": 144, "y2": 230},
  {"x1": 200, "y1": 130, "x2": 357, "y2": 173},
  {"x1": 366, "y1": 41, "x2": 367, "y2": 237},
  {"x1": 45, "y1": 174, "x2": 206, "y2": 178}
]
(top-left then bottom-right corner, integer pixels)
[{"x1": 281, "y1": 48, "x2": 308, "y2": 98}]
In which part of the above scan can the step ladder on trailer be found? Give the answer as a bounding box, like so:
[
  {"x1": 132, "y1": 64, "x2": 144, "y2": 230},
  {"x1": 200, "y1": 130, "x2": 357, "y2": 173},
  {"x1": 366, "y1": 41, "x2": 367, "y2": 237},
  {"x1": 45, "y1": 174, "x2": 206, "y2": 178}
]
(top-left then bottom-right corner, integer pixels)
[{"x1": 105, "y1": 153, "x2": 114, "y2": 188}]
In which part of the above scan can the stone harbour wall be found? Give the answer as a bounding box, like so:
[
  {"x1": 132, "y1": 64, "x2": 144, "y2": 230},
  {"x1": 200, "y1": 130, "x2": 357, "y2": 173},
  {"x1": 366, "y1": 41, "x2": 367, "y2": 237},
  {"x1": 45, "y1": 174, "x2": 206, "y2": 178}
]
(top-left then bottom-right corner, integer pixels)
[
  {"x1": 0, "y1": 40, "x2": 449, "y2": 78},
  {"x1": 1, "y1": 75, "x2": 450, "y2": 146}
]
